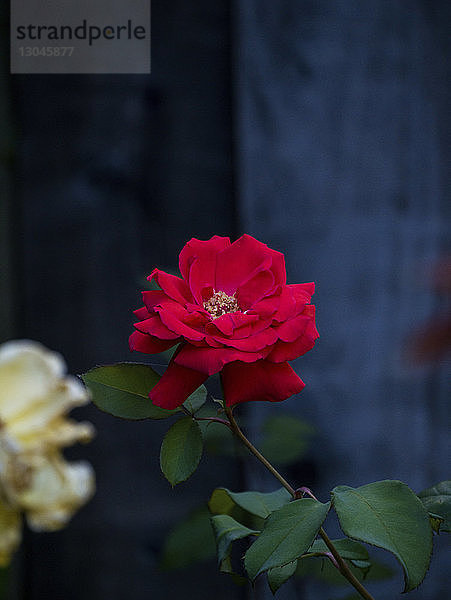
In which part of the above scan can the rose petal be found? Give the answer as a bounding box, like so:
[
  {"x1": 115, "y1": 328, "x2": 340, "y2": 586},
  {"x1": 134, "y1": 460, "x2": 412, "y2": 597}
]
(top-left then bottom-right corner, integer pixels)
[
  {"x1": 142, "y1": 290, "x2": 171, "y2": 312},
  {"x1": 221, "y1": 360, "x2": 305, "y2": 406},
  {"x1": 179, "y1": 236, "x2": 231, "y2": 281},
  {"x1": 207, "y1": 315, "x2": 234, "y2": 336},
  {"x1": 129, "y1": 331, "x2": 179, "y2": 354},
  {"x1": 274, "y1": 308, "x2": 316, "y2": 343},
  {"x1": 207, "y1": 313, "x2": 272, "y2": 341},
  {"x1": 133, "y1": 306, "x2": 150, "y2": 320},
  {"x1": 236, "y1": 269, "x2": 275, "y2": 309},
  {"x1": 183, "y1": 310, "x2": 209, "y2": 329},
  {"x1": 174, "y1": 345, "x2": 266, "y2": 376},
  {"x1": 185, "y1": 302, "x2": 209, "y2": 314},
  {"x1": 188, "y1": 260, "x2": 217, "y2": 304},
  {"x1": 266, "y1": 318, "x2": 319, "y2": 362},
  {"x1": 149, "y1": 359, "x2": 207, "y2": 410},
  {"x1": 134, "y1": 315, "x2": 180, "y2": 340},
  {"x1": 289, "y1": 283, "x2": 315, "y2": 312},
  {"x1": 206, "y1": 312, "x2": 259, "y2": 337},
  {"x1": 269, "y1": 250, "x2": 287, "y2": 286},
  {"x1": 0, "y1": 341, "x2": 83, "y2": 423},
  {"x1": 204, "y1": 336, "x2": 225, "y2": 348},
  {"x1": 5, "y1": 378, "x2": 91, "y2": 447},
  {"x1": 248, "y1": 295, "x2": 280, "y2": 319},
  {"x1": 149, "y1": 269, "x2": 192, "y2": 306},
  {"x1": 272, "y1": 287, "x2": 297, "y2": 322},
  {"x1": 291, "y1": 282, "x2": 315, "y2": 299},
  {"x1": 179, "y1": 236, "x2": 231, "y2": 303},
  {"x1": 20, "y1": 456, "x2": 95, "y2": 531},
  {"x1": 154, "y1": 303, "x2": 205, "y2": 341},
  {"x1": 215, "y1": 234, "x2": 273, "y2": 295},
  {"x1": 213, "y1": 327, "x2": 278, "y2": 352},
  {"x1": 0, "y1": 340, "x2": 95, "y2": 546},
  {"x1": 245, "y1": 316, "x2": 274, "y2": 337}
]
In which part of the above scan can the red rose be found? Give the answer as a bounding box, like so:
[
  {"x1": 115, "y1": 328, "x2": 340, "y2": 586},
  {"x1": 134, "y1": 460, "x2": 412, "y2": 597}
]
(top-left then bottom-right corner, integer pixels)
[{"x1": 130, "y1": 234, "x2": 319, "y2": 409}]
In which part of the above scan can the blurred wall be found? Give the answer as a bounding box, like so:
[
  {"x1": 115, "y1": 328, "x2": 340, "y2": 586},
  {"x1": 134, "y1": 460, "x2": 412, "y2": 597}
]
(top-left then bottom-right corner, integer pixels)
[
  {"x1": 235, "y1": 1, "x2": 450, "y2": 598},
  {"x1": 1, "y1": 0, "x2": 450, "y2": 599},
  {"x1": 5, "y1": 2, "x2": 241, "y2": 599}
]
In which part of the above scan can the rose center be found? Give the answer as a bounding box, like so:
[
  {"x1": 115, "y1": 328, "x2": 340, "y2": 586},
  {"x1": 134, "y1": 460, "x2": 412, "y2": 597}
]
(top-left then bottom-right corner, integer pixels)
[{"x1": 203, "y1": 291, "x2": 240, "y2": 319}]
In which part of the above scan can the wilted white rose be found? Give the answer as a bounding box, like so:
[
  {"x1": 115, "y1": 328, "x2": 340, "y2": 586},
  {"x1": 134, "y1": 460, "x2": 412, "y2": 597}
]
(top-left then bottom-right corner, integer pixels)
[{"x1": 0, "y1": 340, "x2": 95, "y2": 565}]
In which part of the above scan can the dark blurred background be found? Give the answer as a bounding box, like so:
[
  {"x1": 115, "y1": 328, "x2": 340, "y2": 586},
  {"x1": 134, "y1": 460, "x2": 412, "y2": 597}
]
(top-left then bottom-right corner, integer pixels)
[{"x1": 1, "y1": 1, "x2": 450, "y2": 599}]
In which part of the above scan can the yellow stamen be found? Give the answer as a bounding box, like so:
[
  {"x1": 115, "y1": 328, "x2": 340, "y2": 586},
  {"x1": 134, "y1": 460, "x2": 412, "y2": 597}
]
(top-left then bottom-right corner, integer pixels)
[{"x1": 203, "y1": 291, "x2": 240, "y2": 319}]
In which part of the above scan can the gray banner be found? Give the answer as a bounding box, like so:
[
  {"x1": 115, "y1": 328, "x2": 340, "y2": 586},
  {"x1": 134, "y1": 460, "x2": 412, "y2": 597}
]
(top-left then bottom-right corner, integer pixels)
[{"x1": 11, "y1": 0, "x2": 150, "y2": 73}]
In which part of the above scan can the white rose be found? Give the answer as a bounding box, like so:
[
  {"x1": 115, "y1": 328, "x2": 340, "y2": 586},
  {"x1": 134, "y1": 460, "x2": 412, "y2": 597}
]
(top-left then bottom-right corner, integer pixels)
[{"x1": 0, "y1": 340, "x2": 95, "y2": 565}]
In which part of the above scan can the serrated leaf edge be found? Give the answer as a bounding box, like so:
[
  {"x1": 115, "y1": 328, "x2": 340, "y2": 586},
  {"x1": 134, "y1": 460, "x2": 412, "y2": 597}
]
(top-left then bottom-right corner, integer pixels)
[
  {"x1": 245, "y1": 500, "x2": 330, "y2": 580},
  {"x1": 160, "y1": 418, "x2": 203, "y2": 486},
  {"x1": 331, "y1": 482, "x2": 433, "y2": 593}
]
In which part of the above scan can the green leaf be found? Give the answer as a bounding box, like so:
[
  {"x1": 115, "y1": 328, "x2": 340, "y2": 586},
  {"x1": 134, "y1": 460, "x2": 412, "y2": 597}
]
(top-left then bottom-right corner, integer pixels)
[
  {"x1": 210, "y1": 515, "x2": 259, "y2": 564},
  {"x1": 82, "y1": 363, "x2": 174, "y2": 419},
  {"x1": 183, "y1": 385, "x2": 207, "y2": 414},
  {"x1": 307, "y1": 538, "x2": 369, "y2": 562},
  {"x1": 160, "y1": 507, "x2": 216, "y2": 570},
  {"x1": 418, "y1": 480, "x2": 451, "y2": 533},
  {"x1": 260, "y1": 415, "x2": 314, "y2": 466},
  {"x1": 332, "y1": 480, "x2": 432, "y2": 592},
  {"x1": 267, "y1": 561, "x2": 297, "y2": 594},
  {"x1": 209, "y1": 487, "x2": 292, "y2": 520},
  {"x1": 244, "y1": 498, "x2": 330, "y2": 580},
  {"x1": 82, "y1": 363, "x2": 207, "y2": 420},
  {"x1": 160, "y1": 417, "x2": 203, "y2": 486}
]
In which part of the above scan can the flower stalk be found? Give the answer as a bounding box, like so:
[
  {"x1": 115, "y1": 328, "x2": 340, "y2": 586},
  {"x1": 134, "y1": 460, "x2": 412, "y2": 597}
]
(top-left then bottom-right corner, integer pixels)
[
  {"x1": 180, "y1": 404, "x2": 231, "y2": 427},
  {"x1": 223, "y1": 407, "x2": 376, "y2": 600},
  {"x1": 224, "y1": 407, "x2": 296, "y2": 495}
]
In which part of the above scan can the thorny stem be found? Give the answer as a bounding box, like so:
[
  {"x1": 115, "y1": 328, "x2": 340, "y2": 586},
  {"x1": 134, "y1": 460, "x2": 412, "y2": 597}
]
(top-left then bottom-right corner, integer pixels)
[
  {"x1": 224, "y1": 407, "x2": 376, "y2": 600},
  {"x1": 224, "y1": 407, "x2": 295, "y2": 495}
]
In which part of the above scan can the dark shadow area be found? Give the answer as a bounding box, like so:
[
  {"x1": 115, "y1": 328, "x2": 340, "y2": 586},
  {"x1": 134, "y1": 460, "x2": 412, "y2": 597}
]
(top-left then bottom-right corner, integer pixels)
[{"x1": 1, "y1": 1, "x2": 449, "y2": 599}]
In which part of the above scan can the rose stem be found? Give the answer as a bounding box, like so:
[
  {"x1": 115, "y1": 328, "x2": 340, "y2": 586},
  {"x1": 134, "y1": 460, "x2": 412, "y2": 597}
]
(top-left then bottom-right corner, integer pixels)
[
  {"x1": 180, "y1": 404, "x2": 231, "y2": 427},
  {"x1": 224, "y1": 407, "x2": 376, "y2": 600}
]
